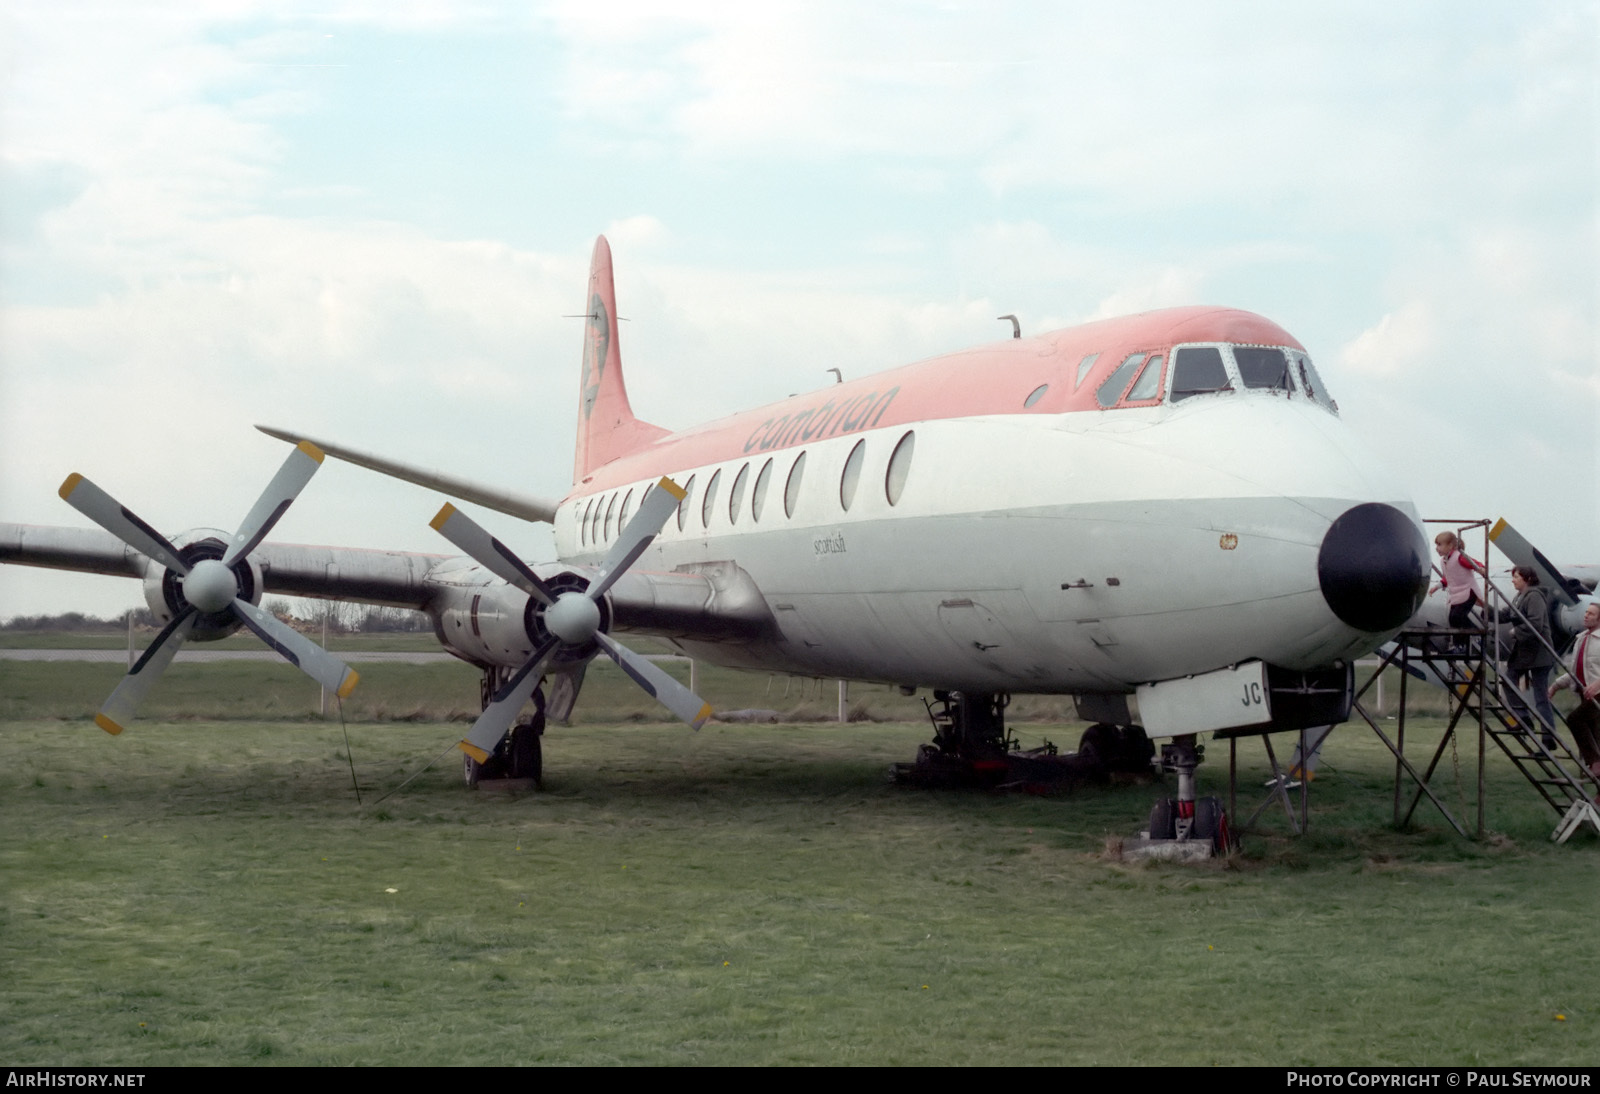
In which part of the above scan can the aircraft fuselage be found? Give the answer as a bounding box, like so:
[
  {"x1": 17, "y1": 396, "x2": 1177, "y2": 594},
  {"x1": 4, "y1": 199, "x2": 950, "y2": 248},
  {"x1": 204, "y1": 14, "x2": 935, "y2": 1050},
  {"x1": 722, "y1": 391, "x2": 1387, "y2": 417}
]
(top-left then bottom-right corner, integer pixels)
[{"x1": 547, "y1": 307, "x2": 1427, "y2": 695}]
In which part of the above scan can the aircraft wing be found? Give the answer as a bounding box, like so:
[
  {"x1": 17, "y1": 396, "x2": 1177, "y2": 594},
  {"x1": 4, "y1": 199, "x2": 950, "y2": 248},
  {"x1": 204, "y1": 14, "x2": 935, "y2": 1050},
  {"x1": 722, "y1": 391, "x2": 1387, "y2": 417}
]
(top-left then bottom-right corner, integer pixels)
[
  {"x1": 0, "y1": 521, "x2": 772, "y2": 641},
  {"x1": 1, "y1": 523, "x2": 446, "y2": 610},
  {"x1": 255, "y1": 425, "x2": 560, "y2": 524},
  {"x1": 0, "y1": 524, "x2": 146, "y2": 580}
]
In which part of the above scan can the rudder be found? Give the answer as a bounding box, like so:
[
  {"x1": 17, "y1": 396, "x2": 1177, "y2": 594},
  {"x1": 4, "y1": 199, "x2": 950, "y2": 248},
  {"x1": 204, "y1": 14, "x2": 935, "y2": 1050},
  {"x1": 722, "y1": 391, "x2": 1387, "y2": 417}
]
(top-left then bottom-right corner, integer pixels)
[{"x1": 574, "y1": 236, "x2": 669, "y2": 483}]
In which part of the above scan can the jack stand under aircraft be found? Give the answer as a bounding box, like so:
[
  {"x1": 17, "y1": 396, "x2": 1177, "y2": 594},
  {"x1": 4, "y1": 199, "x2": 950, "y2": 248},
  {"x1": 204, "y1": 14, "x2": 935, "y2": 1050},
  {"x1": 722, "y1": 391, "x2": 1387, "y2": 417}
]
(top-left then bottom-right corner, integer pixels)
[
  {"x1": 890, "y1": 690, "x2": 1155, "y2": 793},
  {"x1": 463, "y1": 667, "x2": 546, "y2": 789}
]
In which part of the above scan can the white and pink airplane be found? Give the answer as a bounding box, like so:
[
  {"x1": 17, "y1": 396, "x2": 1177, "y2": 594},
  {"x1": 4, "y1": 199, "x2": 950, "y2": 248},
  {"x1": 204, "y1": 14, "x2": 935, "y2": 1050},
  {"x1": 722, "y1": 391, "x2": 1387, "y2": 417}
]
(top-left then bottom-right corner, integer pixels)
[{"x1": 0, "y1": 236, "x2": 1436, "y2": 839}]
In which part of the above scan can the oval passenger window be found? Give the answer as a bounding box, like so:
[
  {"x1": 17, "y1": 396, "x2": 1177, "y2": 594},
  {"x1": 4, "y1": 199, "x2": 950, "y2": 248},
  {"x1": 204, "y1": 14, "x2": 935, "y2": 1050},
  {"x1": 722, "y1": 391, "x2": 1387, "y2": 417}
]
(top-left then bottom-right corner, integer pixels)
[
  {"x1": 729, "y1": 464, "x2": 750, "y2": 523},
  {"x1": 840, "y1": 440, "x2": 865, "y2": 511},
  {"x1": 784, "y1": 452, "x2": 807, "y2": 518},
  {"x1": 752, "y1": 459, "x2": 773, "y2": 522},
  {"x1": 886, "y1": 431, "x2": 915, "y2": 506},
  {"x1": 702, "y1": 469, "x2": 722, "y2": 529}
]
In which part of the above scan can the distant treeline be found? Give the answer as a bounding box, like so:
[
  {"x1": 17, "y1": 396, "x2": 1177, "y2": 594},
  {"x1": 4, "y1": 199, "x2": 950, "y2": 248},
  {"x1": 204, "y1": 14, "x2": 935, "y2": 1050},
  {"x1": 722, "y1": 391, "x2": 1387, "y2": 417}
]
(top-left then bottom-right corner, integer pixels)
[
  {"x1": 302, "y1": 602, "x2": 435, "y2": 634},
  {"x1": 1, "y1": 610, "x2": 159, "y2": 631},
  {"x1": 4, "y1": 601, "x2": 433, "y2": 634}
]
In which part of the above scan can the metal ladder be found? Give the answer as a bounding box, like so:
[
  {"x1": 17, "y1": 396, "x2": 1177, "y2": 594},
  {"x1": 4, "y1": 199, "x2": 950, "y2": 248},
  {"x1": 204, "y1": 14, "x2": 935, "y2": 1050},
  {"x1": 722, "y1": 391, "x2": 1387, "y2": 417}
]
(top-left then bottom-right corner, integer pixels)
[{"x1": 1387, "y1": 595, "x2": 1599, "y2": 842}]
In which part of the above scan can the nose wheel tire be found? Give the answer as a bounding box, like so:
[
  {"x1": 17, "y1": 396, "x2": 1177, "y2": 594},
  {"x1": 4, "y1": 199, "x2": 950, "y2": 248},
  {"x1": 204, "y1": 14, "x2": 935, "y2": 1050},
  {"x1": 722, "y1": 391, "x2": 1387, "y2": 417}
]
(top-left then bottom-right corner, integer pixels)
[
  {"x1": 1193, "y1": 796, "x2": 1235, "y2": 853},
  {"x1": 1148, "y1": 798, "x2": 1176, "y2": 840},
  {"x1": 1147, "y1": 795, "x2": 1233, "y2": 852}
]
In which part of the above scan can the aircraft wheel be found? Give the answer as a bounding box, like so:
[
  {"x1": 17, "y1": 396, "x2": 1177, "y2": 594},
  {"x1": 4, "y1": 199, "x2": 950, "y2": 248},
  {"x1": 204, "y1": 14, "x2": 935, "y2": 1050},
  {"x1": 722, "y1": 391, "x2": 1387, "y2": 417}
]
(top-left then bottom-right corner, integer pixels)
[
  {"x1": 1078, "y1": 724, "x2": 1118, "y2": 775},
  {"x1": 1147, "y1": 798, "x2": 1176, "y2": 840},
  {"x1": 509, "y1": 721, "x2": 543, "y2": 787},
  {"x1": 1192, "y1": 796, "x2": 1234, "y2": 853},
  {"x1": 1119, "y1": 725, "x2": 1155, "y2": 771},
  {"x1": 464, "y1": 751, "x2": 484, "y2": 787}
]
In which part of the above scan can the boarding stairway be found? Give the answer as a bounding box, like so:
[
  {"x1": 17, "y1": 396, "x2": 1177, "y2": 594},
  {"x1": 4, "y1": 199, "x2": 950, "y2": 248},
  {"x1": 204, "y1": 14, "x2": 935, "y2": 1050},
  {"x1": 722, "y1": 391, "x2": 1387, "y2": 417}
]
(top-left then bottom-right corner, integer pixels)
[{"x1": 1353, "y1": 570, "x2": 1599, "y2": 843}]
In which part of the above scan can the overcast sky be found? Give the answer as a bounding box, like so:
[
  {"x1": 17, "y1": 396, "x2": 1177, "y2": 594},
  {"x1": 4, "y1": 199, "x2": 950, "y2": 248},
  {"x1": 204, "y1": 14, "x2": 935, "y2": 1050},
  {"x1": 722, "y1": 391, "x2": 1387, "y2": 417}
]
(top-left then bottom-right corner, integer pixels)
[{"x1": 1, "y1": 0, "x2": 1595, "y2": 621}]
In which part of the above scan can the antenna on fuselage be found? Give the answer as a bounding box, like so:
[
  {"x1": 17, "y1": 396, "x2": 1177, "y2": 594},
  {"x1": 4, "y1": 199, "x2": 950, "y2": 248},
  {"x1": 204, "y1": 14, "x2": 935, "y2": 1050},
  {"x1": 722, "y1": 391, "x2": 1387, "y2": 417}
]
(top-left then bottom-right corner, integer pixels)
[
  {"x1": 827, "y1": 368, "x2": 843, "y2": 384},
  {"x1": 998, "y1": 314, "x2": 1021, "y2": 339}
]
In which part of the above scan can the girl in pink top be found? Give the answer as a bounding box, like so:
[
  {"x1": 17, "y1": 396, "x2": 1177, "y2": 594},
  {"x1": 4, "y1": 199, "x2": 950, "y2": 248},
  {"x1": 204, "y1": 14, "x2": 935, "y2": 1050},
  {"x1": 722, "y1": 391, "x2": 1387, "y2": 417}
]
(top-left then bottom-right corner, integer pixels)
[{"x1": 1430, "y1": 531, "x2": 1486, "y2": 631}]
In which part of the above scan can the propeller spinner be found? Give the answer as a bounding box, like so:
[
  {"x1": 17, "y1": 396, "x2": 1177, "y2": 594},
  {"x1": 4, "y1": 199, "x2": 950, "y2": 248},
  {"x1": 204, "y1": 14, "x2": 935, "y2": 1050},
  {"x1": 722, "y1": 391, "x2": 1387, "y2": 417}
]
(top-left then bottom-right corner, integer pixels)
[
  {"x1": 431, "y1": 476, "x2": 711, "y2": 764},
  {"x1": 58, "y1": 441, "x2": 359, "y2": 734}
]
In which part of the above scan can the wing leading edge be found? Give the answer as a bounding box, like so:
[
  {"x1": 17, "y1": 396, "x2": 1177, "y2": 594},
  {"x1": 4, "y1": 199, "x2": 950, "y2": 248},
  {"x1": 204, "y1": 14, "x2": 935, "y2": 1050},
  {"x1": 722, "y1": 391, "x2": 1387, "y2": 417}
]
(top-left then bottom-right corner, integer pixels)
[{"x1": 255, "y1": 425, "x2": 561, "y2": 525}]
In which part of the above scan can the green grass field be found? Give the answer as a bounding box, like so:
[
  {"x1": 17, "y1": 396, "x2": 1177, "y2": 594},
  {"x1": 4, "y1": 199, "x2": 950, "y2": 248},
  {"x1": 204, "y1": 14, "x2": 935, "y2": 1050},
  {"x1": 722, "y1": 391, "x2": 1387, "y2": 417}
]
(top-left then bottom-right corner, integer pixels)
[{"x1": 1, "y1": 658, "x2": 1596, "y2": 1065}]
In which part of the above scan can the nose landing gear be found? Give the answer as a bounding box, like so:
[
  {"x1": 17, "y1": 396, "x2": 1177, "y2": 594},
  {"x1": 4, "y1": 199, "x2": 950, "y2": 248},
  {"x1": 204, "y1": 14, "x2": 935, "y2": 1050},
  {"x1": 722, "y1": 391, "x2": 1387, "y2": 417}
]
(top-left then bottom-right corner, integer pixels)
[{"x1": 1135, "y1": 735, "x2": 1236, "y2": 859}]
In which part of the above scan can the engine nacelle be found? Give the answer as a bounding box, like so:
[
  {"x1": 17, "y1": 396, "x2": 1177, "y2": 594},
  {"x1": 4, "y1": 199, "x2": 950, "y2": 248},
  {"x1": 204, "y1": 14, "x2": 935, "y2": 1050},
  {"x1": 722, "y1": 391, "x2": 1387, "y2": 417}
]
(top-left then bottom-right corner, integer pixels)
[
  {"x1": 430, "y1": 566, "x2": 609, "y2": 669},
  {"x1": 140, "y1": 528, "x2": 265, "y2": 643}
]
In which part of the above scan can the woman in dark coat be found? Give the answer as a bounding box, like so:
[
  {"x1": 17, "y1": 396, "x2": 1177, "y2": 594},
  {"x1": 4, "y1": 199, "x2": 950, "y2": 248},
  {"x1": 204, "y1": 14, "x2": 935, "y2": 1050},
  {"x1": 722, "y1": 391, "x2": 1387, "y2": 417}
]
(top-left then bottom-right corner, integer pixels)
[{"x1": 1501, "y1": 566, "x2": 1557, "y2": 743}]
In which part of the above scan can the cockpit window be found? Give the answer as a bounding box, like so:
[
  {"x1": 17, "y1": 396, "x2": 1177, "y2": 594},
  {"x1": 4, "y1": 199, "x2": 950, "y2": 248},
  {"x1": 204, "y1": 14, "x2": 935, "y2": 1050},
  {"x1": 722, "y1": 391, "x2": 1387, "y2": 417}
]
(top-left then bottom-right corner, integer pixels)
[
  {"x1": 1293, "y1": 353, "x2": 1338, "y2": 413},
  {"x1": 1169, "y1": 347, "x2": 1231, "y2": 402},
  {"x1": 1125, "y1": 354, "x2": 1165, "y2": 402},
  {"x1": 1074, "y1": 353, "x2": 1100, "y2": 390},
  {"x1": 1165, "y1": 343, "x2": 1337, "y2": 415},
  {"x1": 1096, "y1": 353, "x2": 1146, "y2": 408},
  {"x1": 1235, "y1": 347, "x2": 1292, "y2": 393}
]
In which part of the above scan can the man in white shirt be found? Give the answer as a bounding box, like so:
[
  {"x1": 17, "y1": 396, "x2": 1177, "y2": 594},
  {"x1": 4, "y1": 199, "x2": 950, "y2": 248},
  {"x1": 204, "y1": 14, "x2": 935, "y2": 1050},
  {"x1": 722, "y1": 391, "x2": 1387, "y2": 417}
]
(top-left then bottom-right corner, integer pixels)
[{"x1": 1550, "y1": 601, "x2": 1600, "y2": 778}]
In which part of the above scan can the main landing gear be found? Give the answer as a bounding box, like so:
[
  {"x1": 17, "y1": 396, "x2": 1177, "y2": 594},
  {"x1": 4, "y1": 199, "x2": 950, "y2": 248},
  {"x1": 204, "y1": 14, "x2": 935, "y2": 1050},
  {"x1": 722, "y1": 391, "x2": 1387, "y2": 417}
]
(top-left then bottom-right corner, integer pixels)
[
  {"x1": 464, "y1": 668, "x2": 546, "y2": 788},
  {"x1": 890, "y1": 690, "x2": 1154, "y2": 792},
  {"x1": 1139, "y1": 734, "x2": 1236, "y2": 857},
  {"x1": 891, "y1": 693, "x2": 1234, "y2": 855}
]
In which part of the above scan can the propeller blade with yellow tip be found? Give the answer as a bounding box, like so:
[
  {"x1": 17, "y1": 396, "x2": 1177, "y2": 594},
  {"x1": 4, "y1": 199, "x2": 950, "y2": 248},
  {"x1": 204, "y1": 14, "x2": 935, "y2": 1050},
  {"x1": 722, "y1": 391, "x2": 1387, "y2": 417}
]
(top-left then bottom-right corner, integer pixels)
[
  {"x1": 434, "y1": 474, "x2": 709, "y2": 762},
  {"x1": 97, "y1": 608, "x2": 198, "y2": 734},
  {"x1": 58, "y1": 473, "x2": 190, "y2": 575},
  {"x1": 1488, "y1": 518, "x2": 1580, "y2": 607},
  {"x1": 222, "y1": 441, "x2": 325, "y2": 566},
  {"x1": 232, "y1": 598, "x2": 360, "y2": 698},
  {"x1": 589, "y1": 477, "x2": 684, "y2": 601},
  {"x1": 430, "y1": 502, "x2": 557, "y2": 606},
  {"x1": 595, "y1": 633, "x2": 712, "y2": 730},
  {"x1": 59, "y1": 443, "x2": 356, "y2": 731}
]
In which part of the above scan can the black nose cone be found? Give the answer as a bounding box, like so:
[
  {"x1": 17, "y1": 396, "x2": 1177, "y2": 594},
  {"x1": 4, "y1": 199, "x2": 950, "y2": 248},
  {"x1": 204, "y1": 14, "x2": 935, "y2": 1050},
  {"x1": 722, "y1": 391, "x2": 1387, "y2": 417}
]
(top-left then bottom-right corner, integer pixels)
[{"x1": 1317, "y1": 503, "x2": 1429, "y2": 632}]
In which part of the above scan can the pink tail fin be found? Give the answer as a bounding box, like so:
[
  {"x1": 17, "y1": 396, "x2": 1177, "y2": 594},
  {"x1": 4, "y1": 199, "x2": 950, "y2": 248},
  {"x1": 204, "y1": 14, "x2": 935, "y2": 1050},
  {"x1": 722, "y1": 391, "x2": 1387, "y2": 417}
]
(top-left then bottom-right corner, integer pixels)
[{"x1": 573, "y1": 236, "x2": 670, "y2": 484}]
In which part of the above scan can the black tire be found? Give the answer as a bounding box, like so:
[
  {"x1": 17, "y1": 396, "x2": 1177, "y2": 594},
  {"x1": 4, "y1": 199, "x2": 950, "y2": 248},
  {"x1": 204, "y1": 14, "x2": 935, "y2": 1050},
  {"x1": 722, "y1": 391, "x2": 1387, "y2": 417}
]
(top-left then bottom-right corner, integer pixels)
[
  {"x1": 1079, "y1": 724, "x2": 1118, "y2": 773},
  {"x1": 1192, "y1": 796, "x2": 1233, "y2": 853},
  {"x1": 463, "y1": 752, "x2": 484, "y2": 787},
  {"x1": 1148, "y1": 798, "x2": 1176, "y2": 840},
  {"x1": 1119, "y1": 725, "x2": 1155, "y2": 771},
  {"x1": 508, "y1": 721, "x2": 543, "y2": 786}
]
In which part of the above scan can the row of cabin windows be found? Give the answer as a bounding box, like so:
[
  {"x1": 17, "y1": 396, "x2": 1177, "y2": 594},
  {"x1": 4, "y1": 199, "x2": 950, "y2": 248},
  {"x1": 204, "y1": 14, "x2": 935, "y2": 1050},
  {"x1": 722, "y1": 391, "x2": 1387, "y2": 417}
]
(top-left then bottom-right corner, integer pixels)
[
  {"x1": 1018, "y1": 344, "x2": 1337, "y2": 414},
  {"x1": 577, "y1": 430, "x2": 917, "y2": 548}
]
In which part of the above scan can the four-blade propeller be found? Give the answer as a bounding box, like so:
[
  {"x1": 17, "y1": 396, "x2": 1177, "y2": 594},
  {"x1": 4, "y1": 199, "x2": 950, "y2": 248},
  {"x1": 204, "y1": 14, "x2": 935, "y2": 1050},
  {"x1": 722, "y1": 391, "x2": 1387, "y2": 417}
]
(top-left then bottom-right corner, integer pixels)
[
  {"x1": 431, "y1": 476, "x2": 711, "y2": 763},
  {"x1": 58, "y1": 441, "x2": 359, "y2": 734}
]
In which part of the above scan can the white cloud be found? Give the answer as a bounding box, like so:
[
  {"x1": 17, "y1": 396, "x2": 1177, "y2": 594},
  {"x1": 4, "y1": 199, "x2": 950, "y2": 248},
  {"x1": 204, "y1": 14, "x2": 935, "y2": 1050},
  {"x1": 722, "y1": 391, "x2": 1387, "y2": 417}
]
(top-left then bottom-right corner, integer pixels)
[
  {"x1": 602, "y1": 214, "x2": 669, "y2": 250},
  {"x1": 1338, "y1": 303, "x2": 1436, "y2": 378}
]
